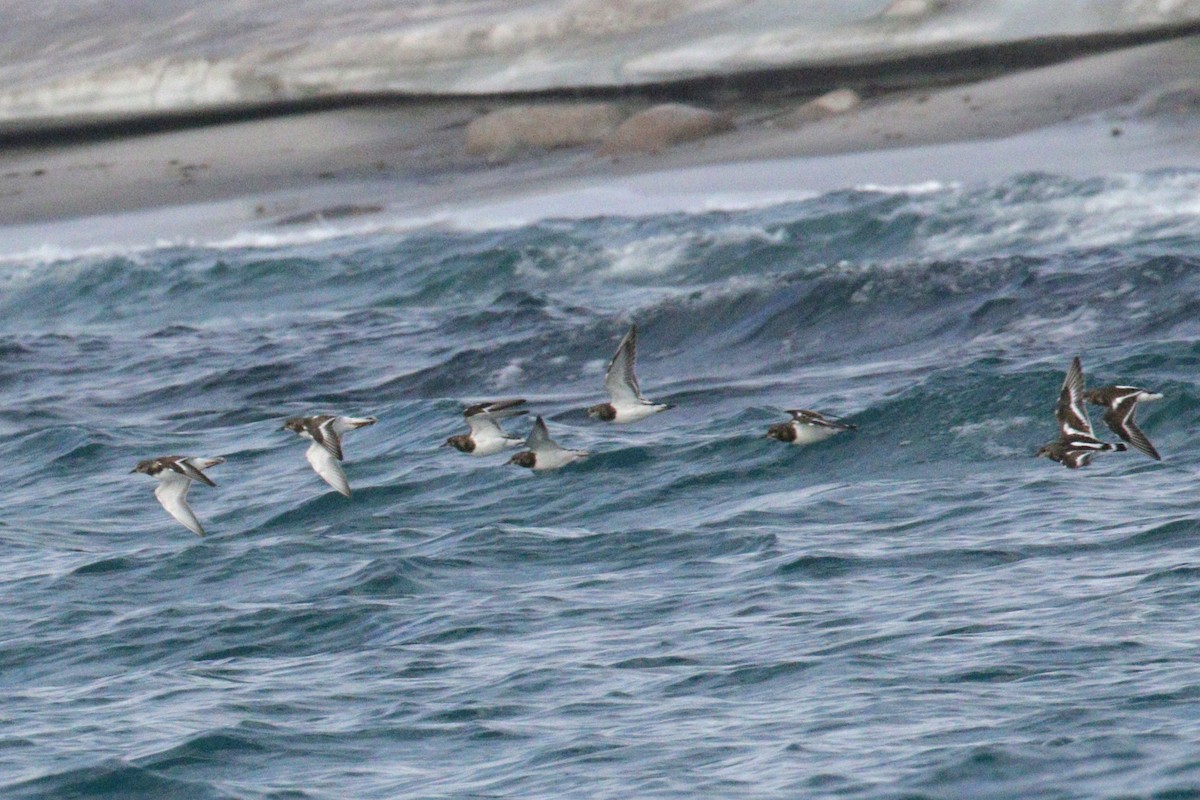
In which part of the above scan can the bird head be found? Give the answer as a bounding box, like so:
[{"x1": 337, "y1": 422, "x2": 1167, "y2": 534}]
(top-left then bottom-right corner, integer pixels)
[
  {"x1": 765, "y1": 422, "x2": 795, "y2": 442},
  {"x1": 587, "y1": 403, "x2": 615, "y2": 421},
  {"x1": 131, "y1": 459, "x2": 158, "y2": 475},
  {"x1": 444, "y1": 435, "x2": 473, "y2": 453},
  {"x1": 507, "y1": 451, "x2": 536, "y2": 468}
]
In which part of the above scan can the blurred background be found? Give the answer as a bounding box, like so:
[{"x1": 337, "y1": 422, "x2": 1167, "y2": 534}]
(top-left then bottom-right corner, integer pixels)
[{"x1": 3, "y1": 0, "x2": 1200, "y2": 128}]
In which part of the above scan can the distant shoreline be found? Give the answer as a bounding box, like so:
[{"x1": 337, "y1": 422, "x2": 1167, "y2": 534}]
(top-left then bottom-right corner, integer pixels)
[
  {"x1": 4, "y1": 20, "x2": 1200, "y2": 145},
  {"x1": 1, "y1": 35, "x2": 1199, "y2": 249}
]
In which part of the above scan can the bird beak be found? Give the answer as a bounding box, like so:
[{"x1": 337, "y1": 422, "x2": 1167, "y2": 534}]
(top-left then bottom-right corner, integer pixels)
[{"x1": 129, "y1": 467, "x2": 138, "y2": 473}]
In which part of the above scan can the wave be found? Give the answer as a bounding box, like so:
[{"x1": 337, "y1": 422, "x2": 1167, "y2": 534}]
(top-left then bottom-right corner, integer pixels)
[
  {"x1": 4, "y1": 168, "x2": 1199, "y2": 273},
  {"x1": 8, "y1": 761, "x2": 237, "y2": 800},
  {"x1": 5, "y1": 151, "x2": 1200, "y2": 800},
  {"x1": 1, "y1": 173, "x2": 1197, "y2": 456}
]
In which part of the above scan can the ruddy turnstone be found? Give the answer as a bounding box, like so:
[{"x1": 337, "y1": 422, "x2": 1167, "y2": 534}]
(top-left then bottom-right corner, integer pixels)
[
  {"x1": 444, "y1": 398, "x2": 528, "y2": 456},
  {"x1": 282, "y1": 415, "x2": 376, "y2": 496},
  {"x1": 766, "y1": 409, "x2": 857, "y2": 444},
  {"x1": 1084, "y1": 383, "x2": 1163, "y2": 461},
  {"x1": 1036, "y1": 357, "x2": 1126, "y2": 469},
  {"x1": 132, "y1": 455, "x2": 224, "y2": 536},
  {"x1": 586, "y1": 324, "x2": 673, "y2": 423},
  {"x1": 508, "y1": 415, "x2": 589, "y2": 471}
]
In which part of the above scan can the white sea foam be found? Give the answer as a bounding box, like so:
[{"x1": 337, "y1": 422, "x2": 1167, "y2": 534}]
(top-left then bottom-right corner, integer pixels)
[
  {"x1": 967, "y1": 308, "x2": 1101, "y2": 351},
  {"x1": 2, "y1": 155, "x2": 1200, "y2": 270},
  {"x1": 917, "y1": 171, "x2": 1200, "y2": 258},
  {"x1": 854, "y1": 180, "x2": 954, "y2": 196},
  {"x1": 492, "y1": 359, "x2": 525, "y2": 389},
  {"x1": 604, "y1": 235, "x2": 691, "y2": 276}
]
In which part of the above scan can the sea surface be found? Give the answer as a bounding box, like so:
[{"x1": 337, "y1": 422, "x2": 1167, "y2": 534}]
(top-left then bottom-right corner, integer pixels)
[{"x1": 2, "y1": 169, "x2": 1200, "y2": 799}]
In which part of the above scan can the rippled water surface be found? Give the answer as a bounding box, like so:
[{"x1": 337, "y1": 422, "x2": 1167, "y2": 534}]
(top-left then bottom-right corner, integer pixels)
[{"x1": 3, "y1": 171, "x2": 1200, "y2": 798}]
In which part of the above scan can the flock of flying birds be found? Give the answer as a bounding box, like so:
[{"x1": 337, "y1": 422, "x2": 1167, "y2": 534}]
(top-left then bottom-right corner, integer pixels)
[
  {"x1": 1036, "y1": 356, "x2": 1163, "y2": 469},
  {"x1": 132, "y1": 327, "x2": 1162, "y2": 536}
]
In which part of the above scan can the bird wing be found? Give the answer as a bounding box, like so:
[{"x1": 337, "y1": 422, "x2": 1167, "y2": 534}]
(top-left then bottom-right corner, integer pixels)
[
  {"x1": 154, "y1": 473, "x2": 206, "y2": 536},
  {"x1": 1061, "y1": 448, "x2": 1095, "y2": 469},
  {"x1": 314, "y1": 417, "x2": 345, "y2": 461},
  {"x1": 604, "y1": 325, "x2": 643, "y2": 404},
  {"x1": 466, "y1": 412, "x2": 505, "y2": 438},
  {"x1": 466, "y1": 398, "x2": 525, "y2": 418},
  {"x1": 788, "y1": 409, "x2": 856, "y2": 431},
  {"x1": 526, "y1": 415, "x2": 560, "y2": 454},
  {"x1": 466, "y1": 401, "x2": 527, "y2": 437},
  {"x1": 1056, "y1": 357, "x2": 1094, "y2": 439},
  {"x1": 176, "y1": 456, "x2": 223, "y2": 487},
  {"x1": 1103, "y1": 399, "x2": 1161, "y2": 460},
  {"x1": 306, "y1": 441, "x2": 352, "y2": 497},
  {"x1": 331, "y1": 416, "x2": 377, "y2": 434}
]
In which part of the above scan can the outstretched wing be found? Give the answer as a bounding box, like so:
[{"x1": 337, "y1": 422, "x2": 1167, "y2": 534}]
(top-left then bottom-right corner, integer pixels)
[
  {"x1": 1061, "y1": 448, "x2": 1095, "y2": 469},
  {"x1": 330, "y1": 416, "x2": 377, "y2": 434},
  {"x1": 788, "y1": 409, "x2": 856, "y2": 431},
  {"x1": 306, "y1": 441, "x2": 351, "y2": 497},
  {"x1": 314, "y1": 417, "x2": 345, "y2": 461},
  {"x1": 154, "y1": 473, "x2": 205, "y2": 536},
  {"x1": 1103, "y1": 397, "x2": 1161, "y2": 460},
  {"x1": 466, "y1": 412, "x2": 504, "y2": 438},
  {"x1": 465, "y1": 398, "x2": 525, "y2": 418},
  {"x1": 1056, "y1": 357, "x2": 1093, "y2": 439},
  {"x1": 526, "y1": 415, "x2": 558, "y2": 454},
  {"x1": 604, "y1": 325, "x2": 642, "y2": 404},
  {"x1": 174, "y1": 456, "x2": 223, "y2": 487},
  {"x1": 466, "y1": 400, "x2": 527, "y2": 437}
]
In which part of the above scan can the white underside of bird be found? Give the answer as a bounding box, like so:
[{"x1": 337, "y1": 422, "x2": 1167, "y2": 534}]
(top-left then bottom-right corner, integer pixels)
[
  {"x1": 531, "y1": 447, "x2": 589, "y2": 471},
  {"x1": 786, "y1": 422, "x2": 843, "y2": 444},
  {"x1": 470, "y1": 432, "x2": 525, "y2": 456},
  {"x1": 152, "y1": 456, "x2": 224, "y2": 536},
  {"x1": 589, "y1": 324, "x2": 672, "y2": 424},
  {"x1": 608, "y1": 400, "x2": 669, "y2": 424},
  {"x1": 305, "y1": 442, "x2": 352, "y2": 497}
]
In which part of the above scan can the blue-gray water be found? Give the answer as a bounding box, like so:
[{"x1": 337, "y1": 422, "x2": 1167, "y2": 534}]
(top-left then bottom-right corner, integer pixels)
[{"x1": 3, "y1": 171, "x2": 1200, "y2": 799}]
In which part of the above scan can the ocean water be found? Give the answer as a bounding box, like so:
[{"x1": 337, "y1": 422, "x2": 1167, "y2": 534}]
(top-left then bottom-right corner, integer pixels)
[{"x1": 3, "y1": 169, "x2": 1200, "y2": 799}]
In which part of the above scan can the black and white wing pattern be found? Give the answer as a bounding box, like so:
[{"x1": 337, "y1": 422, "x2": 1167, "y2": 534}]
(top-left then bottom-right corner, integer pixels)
[
  {"x1": 787, "y1": 409, "x2": 857, "y2": 432},
  {"x1": 1055, "y1": 357, "x2": 1094, "y2": 440},
  {"x1": 313, "y1": 416, "x2": 345, "y2": 461},
  {"x1": 1060, "y1": 447, "x2": 1097, "y2": 470},
  {"x1": 465, "y1": 399, "x2": 527, "y2": 438},
  {"x1": 604, "y1": 325, "x2": 643, "y2": 404},
  {"x1": 1100, "y1": 389, "x2": 1161, "y2": 461},
  {"x1": 170, "y1": 456, "x2": 218, "y2": 487}
]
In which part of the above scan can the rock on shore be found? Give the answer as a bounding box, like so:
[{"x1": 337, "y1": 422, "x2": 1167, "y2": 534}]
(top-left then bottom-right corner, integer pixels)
[
  {"x1": 597, "y1": 103, "x2": 734, "y2": 155},
  {"x1": 465, "y1": 102, "x2": 628, "y2": 160}
]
